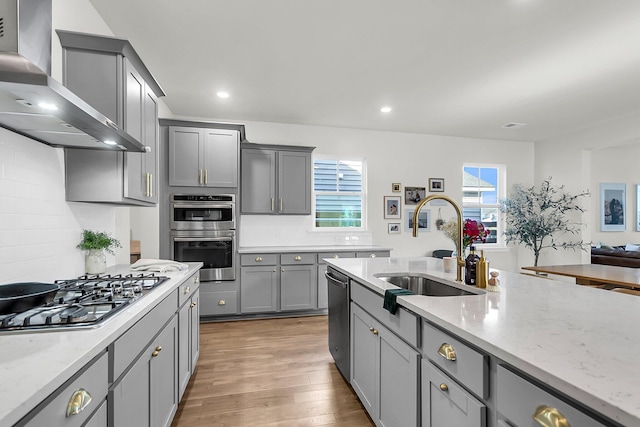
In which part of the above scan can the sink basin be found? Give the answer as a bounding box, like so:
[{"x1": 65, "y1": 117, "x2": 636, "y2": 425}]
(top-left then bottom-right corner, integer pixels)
[{"x1": 374, "y1": 274, "x2": 483, "y2": 297}]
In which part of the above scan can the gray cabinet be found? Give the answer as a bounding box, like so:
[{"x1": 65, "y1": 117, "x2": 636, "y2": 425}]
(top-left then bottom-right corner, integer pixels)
[
  {"x1": 351, "y1": 303, "x2": 420, "y2": 427},
  {"x1": 58, "y1": 31, "x2": 163, "y2": 205},
  {"x1": 241, "y1": 144, "x2": 315, "y2": 214},
  {"x1": 178, "y1": 285, "x2": 200, "y2": 400},
  {"x1": 240, "y1": 263, "x2": 279, "y2": 313},
  {"x1": 281, "y1": 262, "x2": 317, "y2": 311},
  {"x1": 199, "y1": 281, "x2": 239, "y2": 316},
  {"x1": 112, "y1": 315, "x2": 178, "y2": 427},
  {"x1": 422, "y1": 360, "x2": 486, "y2": 427},
  {"x1": 169, "y1": 126, "x2": 239, "y2": 187}
]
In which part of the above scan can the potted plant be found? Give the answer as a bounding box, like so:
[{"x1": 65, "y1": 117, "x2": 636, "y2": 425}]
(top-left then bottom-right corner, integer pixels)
[
  {"x1": 440, "y1": 218, "x2": 490, "y2": 255},
  {"x1": 500, "y1": 178, "x2": 590, "y2": 266},
  {"x1": 77, "y1": 229, "x2": 122, "y2": 274}
]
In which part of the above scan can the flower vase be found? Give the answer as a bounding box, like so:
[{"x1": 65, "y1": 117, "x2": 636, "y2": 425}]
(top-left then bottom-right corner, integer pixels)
[{"x1": 85, "y1": 249, "x2": 106, "y2": 274}]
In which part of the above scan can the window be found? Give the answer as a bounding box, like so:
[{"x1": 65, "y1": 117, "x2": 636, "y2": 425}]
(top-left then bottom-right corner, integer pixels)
[
  {"x1": 313, "y1": 157, "x2": 365, "y2": 229},
  {"x1": 462, "y1": 164, "x2": 505, "y2": 246}
]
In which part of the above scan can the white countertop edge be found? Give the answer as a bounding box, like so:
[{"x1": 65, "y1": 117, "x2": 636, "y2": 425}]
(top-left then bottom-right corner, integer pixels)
[
  {"x1": 326, "y1": 257, "x2": 640, "y2": 427},
  {"x1": 238, "y1": 245, "x2": 392, "y2": 254},
  {"x1": 0, "y1": 262, "x2": 202, "y2": 426}
]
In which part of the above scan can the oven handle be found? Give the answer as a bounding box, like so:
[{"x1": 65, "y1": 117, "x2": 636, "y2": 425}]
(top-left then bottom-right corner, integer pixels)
[
  {"x1": 172, "y1": 203, "x2": 234, "y2": 210},
  {"x1": 172, "y1": 237, "x2": 233, "y2": 242}
]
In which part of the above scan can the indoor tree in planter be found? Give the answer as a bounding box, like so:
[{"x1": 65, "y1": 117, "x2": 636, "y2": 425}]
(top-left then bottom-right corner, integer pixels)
[
  {"x1": 77, "y1": 229, "x2": 121, "y2": 274},
  {"x1": 500, "y1": 178, "x2": 590, "y2": 266}
]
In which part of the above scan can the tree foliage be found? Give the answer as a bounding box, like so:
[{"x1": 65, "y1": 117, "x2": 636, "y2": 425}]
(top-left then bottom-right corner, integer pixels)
[{"x1": 499, "y1": 178, "x2": 590, "y2": 266}]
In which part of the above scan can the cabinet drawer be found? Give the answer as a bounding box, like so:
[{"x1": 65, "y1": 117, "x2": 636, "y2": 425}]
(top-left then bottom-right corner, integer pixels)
[
  {"x1": 112, "y1": 289, "x2": 178, "y2": 381},
  {"x1": 422, "y1": 321, "x2": 488, "y2": 399},
  {"x1": 317, "y1": 252, "x2": 356, "y2": 264},
  {"x1": 351, "y1": 280, "x2": 419, "y2": 348},
  {"x1": 280, "y1": 253, "x2": 315, "y2": 265},
  {"x1": 497, "y1": 365, "x2": 607, "y2": 427},
  {"x1": 356, "y1": 251, "x2": 390, "y2": 259},
  {"x1": 241, "y1": 253, "x2": 278, "y2": 266},
  {"x1": 21, "y1": 352, "x2": 108, "y2": 427},
  {"x1": 178, "y1": 272, "x2": 200, "y2": 307},
  {"x1": 200, "y1": 290, "x2": 238, "y2": 315}
]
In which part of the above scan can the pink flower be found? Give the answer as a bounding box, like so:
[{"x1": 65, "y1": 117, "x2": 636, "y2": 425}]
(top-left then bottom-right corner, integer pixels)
[{"x1": 463, "y1": 219, "x2": 489, "y2": 249}]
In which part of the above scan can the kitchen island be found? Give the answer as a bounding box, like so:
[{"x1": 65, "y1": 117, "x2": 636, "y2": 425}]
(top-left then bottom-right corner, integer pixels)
[
  {"x1": 0, "y1": 262, "x2": 202, "y2": 427},
  {"x1": 327, "y1": 256, "x2": 640, "y2": 427}
]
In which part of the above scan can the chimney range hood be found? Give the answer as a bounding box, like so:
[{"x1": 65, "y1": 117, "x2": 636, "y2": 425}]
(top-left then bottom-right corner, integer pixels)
[{"x1": 0, "y1": 0, "x2": 146, "y2": 152}]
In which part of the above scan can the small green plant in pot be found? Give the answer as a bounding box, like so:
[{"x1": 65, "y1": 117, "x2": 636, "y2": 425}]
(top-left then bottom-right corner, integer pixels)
[{"x1": 77, "y1": 229, "x2": 122, "y2": 274}]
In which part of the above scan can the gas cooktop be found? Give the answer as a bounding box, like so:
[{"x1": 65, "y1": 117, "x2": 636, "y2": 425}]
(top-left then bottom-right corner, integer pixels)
[{"x1": 0, "y1": 273, "x2": 169, "y2": 332}]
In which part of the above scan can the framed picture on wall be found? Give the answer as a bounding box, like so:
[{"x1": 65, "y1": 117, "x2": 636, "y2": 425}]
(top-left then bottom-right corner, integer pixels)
[
  {"x1": 392, "y1": 183, "x2": 401, "y2": 193},
  {"x1": 388, "y1": 223, "x2": 401, "y2": 234},
  {"x1": 429, "y1": 178, "x2": 445, "y2": 192},
  {"x1": 383, "y1": 196, "x2": 401, "y2": 219},
  {"x1": 404, "y1": 209, "x2": 430, "y2": 232},
  {"x1": 405, "y1": 186, "x2": 426, "y2": 205},
  {"x1": 600, "y1": 183, "x2": 625, "y2": 231}
]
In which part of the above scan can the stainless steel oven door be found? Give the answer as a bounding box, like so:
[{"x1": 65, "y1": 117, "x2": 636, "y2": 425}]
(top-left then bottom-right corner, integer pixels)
[
  {"x1": 170, "y1": 194, "x2": 235, "y2": 231},
  {"x1": 171, "y1": 230, "x2": 236, "y2": 281}
]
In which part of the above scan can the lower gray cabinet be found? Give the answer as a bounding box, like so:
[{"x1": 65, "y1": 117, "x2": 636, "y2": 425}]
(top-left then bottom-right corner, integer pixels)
[
  {"x1": 240, "y1": 265, "x2": 278, "y2": 313},
  {"x1": 112, "y1": 315, "x2": 178, "y2": 427},
  {"x1": 422, "y1": 360, "x2": 486, "y2": 427},
  {"x1": 178, "y1": 288, "x2": 200, "y2": 400},
  {"x1": 351, "y1": 303, "x2": 419, "y2": 427},
  {"x1": 317, "y1": 264, "x2": 329, "y2": 309},
  {"x1": 281, "y1": 264, "x2": 317, "y2": 311}
]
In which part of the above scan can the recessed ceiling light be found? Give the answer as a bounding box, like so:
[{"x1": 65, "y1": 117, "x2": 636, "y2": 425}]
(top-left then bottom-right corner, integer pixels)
[
  {"x1": 103, "y1": 140, "x2": 117, "y2": 146},
  {"x1": 502, "y1": 122, "x2": 527, "y2": 129},
  {"x1": 380, "y1": 106, "x2": 392, "y2": 113},
  {"x1": 217, "y1": 91, "x2": 230, "y2": 98},
  {"x1": 38, "y1": 102, "x2": 58, "y2": 111}
]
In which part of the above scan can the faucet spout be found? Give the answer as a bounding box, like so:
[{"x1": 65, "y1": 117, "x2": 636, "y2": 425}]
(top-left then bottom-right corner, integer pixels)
[{"x1": 412, "y1": 194, "x2": 464, "y2": 282}]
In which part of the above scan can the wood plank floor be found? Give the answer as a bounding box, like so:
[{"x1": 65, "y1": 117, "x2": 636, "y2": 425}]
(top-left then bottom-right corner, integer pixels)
[{"x1": 172, "y1": 315, "x2": 374, "y2": 427}]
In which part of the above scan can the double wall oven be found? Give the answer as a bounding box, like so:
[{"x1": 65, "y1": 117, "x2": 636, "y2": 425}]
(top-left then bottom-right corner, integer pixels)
[{"x1": 170, "y1": 194, "x2": 236, "y2": 281}]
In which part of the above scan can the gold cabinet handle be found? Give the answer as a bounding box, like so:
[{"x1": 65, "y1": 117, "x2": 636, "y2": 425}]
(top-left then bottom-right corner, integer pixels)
[
  {"x1": 149, "y1": 173, "x2": 153, "y2": 197},
  {"x1": 439, "y1": 383, "x2": 449, "y2": 392},
  {"x1": 255, "y1": 256, "x2": 263, "y2": 262},
  {"x1": 280, "y1": 198, "x2": 283, "y2": 212},
  {"x1": 372, "y1": 329, "x2": 378, "y2": 335},
  {"x1": 152, "y1": 346, "x2": 162, "y2": 357},
  {"x1": 281, "y1": 268, "x2": 285, "y2": 272},
  {"x1": 370, "y1": 254, "x2": 376, "y2": 258},
  {"x1": 272, "y1": 268, "x2": 276, "y2": 272},
  {"x1": 205, "y1": 169, "x2": 208, "y2": 185},
  {"x1": 533, "y1": 405, "x2": 570, "y2": 427},
  {"x1": 184, "y1": 286, "x2": 190, "y2": 294},
  {"x1": 438, "y1": 343, "x2": 456, "y2": 361},
  {"x1": 191, "y1": 301, "x2": 198, "y2": 307},
  {"x1": 217, "y1": 300, "x2": 225, "y2": 306},
  {"x1": 198, "y1": 169, "x2": 203, "y2": 185},
  {"x1": 369, "y1": 326, "x2": 375, "y2": 332},
  {"x1": 194, "y1": 276, "x2": 199, "y2": 284},
  {"x1": 66, "y1": 389, "x2": 92, "y2": 417},
  {"x1": 332, "y1": 255, "x2": 339, "y2": 259},
  {"x1": 294, "y1": 256, "x2": 302, "y2": 261}
]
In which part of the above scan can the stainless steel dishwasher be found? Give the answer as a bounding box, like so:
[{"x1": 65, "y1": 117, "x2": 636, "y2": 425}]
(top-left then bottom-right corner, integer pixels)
[{"x1": 326, "y1": 266, "x2": 350, "y2": 381}]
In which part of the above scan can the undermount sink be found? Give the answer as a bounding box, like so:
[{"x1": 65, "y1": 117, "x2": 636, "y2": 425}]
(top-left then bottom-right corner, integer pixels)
[{"x1": 374, "y1": 273, "x2": 483, "y2": 297}]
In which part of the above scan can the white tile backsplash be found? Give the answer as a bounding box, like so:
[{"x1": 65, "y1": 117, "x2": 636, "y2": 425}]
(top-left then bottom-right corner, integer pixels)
[{"x1": 0, "y1": 129, "x2": 117, "y2": 283}]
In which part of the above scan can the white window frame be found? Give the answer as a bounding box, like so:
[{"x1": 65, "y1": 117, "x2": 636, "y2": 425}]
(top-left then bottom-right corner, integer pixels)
[
  {"x1": 312, "y1": 154, "x2": 367, "y2": 231},
  {"x1": 462, "y1": 163, "x2": 506, "y2": 249}
]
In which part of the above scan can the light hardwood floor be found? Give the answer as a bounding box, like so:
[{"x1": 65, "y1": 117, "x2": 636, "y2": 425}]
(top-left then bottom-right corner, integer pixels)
[{"x1": 172, "y1": 315, "x2": 374, "y2": 427}]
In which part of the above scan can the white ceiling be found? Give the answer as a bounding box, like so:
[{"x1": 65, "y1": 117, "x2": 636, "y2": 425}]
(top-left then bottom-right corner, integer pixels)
[{"x1": 87, "y1": 0, "x2": 640, "y2": 143}]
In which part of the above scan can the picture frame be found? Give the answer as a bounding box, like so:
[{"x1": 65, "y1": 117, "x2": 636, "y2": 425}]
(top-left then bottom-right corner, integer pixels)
[
  {"x1": 392, "y1": 183, "x2": 401, "y2": 193},
  {"x1": 383, "y1": 196, "x2": 401, "y2": 219},
  {"x1": 429, "y1": 178, "x2": 445, "y2": 192},
  {"x1": 404, "y1": 186, "x2": 426, "y2": 205},
  {"x1": 600, "y1": 183, "x2": 626, "y2": 231},
  {"x1": 388, "y1": 223, "x2": 401, "y2": 234},
  {"x1": 404, "y1": 208, "x2": 430, "y2": 232}
]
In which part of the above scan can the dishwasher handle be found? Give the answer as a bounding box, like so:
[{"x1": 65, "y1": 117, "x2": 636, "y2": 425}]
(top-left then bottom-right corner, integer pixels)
[{"x1": 325, "y1": 271, "x2": 348, "y2": 289}]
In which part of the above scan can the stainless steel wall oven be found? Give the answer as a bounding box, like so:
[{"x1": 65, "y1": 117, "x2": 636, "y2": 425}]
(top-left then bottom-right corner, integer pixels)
[{"x1": 170, "y1": 194, "x2": 236, "y2": 281}]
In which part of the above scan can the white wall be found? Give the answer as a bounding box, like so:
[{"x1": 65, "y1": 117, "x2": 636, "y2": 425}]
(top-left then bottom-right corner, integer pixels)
[{"x1": 233, "y1": 120, "x2": 534, "y2": 271}]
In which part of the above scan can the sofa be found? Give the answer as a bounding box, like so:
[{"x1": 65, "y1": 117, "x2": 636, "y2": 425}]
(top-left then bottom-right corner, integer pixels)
[{"x1": 591, "y1": 245, "x2": 640, "y2": 268}]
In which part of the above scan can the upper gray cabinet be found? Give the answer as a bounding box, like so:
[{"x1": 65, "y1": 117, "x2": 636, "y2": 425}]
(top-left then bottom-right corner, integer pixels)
[
  {"x1": 168, "y1": 126, "x2": 239, "y2": 188},
  {"x1": 58, "y1": 30, "x2": 164, "y2": 205},
  {"x1": 241, "y1": 143, "x2": 315, "y2": 215}
]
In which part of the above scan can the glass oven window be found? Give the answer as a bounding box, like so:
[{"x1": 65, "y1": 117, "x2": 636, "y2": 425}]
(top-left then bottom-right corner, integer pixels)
[
  {"x1": 174, "y1": 240, "x2": 233, "y2": 269},
  {"x1": 173, "y1": 207, "x2": 233, "y2": 223}
]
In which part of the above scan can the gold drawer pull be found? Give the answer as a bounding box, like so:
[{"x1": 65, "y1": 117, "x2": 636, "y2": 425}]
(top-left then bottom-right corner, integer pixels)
[
  {"x1": 66, "y1": 389, "x2": 92, "y2": 417},
  {"x1": 439, "y1": 383, "x2": 449, "y2": 392},
  {"x1": 372, "y1": 329, "x2": 378, "y2": 335},
  {"x1": 438, "y1": 343, "x2": 456, "y2": 361},
  {"x1": 217, "y1": 300, "x2": 225, "y2": 306},
  {"x1": 294, "y1": 255, "x2": 302, "y2": 261},
  {"x1": 533, "y1": 405, "x2": 570, "y2": 427},
  {"x1": 369, "y1": 326, "x2": 374, "y2": 332},
  {"x1": 191, "y1": 301, "x2": 198, "y2": 308},
  {"x1": 370, "y1": 254, "x2": 376, "y2": 258},
  {"x1": 255, "y1": 256, "x2": 263, "y2": 262},
  {"x1": 184, "y1": 286, "x2": 190, "y2": 294},
  {"x1": 332, "y1": 255, "x2": 339, "y2": 259}
]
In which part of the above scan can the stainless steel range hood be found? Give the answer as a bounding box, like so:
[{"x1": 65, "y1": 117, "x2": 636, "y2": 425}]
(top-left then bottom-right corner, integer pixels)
[{"x1": 0, "y1": 0, "x2": 145, "y2": 152}]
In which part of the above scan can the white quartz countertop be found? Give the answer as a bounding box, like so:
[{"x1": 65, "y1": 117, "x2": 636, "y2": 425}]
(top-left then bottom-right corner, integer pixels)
[
  {"x1": 326, "y1": 256, "x2": 640, "y2": 427},
  {"x1": 238, "y1": 245, "x2": 392, "y2": 254},
  {"x1": 0, "y1": 263, "x2": 202, "y2": 427}
]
